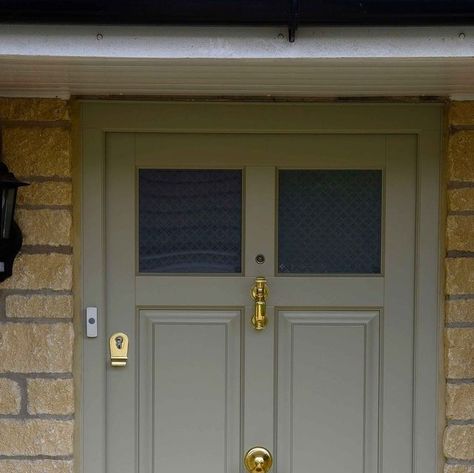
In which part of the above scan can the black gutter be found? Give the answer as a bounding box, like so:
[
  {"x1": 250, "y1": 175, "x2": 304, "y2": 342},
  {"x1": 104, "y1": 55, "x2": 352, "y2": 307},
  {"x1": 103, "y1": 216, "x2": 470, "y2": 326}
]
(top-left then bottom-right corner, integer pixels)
[{"x1": 0, "y1": 0, "x2": 473, "y2": 42}]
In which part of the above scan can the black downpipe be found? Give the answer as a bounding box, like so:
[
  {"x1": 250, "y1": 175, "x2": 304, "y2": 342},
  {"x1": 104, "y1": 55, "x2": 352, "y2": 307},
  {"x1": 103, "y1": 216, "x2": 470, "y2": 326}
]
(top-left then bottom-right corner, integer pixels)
[{"x1": 288, "y1": 0, "x2": 299, "y2": 43}]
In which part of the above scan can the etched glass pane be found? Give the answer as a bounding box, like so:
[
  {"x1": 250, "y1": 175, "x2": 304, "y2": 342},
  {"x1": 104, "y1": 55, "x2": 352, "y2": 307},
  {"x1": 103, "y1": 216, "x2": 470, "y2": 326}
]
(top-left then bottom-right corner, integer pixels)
[
  {"x1": 139, "y1": 169, "x2": 242, "y2": 273},
  {"x1": 278, "y1": 170, "x2": 382, "y2": 274}
]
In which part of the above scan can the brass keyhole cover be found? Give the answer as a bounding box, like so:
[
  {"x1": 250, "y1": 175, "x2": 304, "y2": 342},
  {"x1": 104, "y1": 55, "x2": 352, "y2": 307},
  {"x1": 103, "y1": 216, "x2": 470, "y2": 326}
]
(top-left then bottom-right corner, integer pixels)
[
  {"x1": 109, "y1": 332, "x2": 129, "y2": 367},
  {"x1": 244, "y1": 446, "x2": 273, "y2": 473}
]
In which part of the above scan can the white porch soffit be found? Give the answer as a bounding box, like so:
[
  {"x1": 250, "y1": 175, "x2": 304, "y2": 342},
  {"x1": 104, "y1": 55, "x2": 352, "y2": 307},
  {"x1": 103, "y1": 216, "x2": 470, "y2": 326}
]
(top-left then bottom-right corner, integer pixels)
[{"x1": 0, "y1": 25, "x2": 473, "y2": 99}]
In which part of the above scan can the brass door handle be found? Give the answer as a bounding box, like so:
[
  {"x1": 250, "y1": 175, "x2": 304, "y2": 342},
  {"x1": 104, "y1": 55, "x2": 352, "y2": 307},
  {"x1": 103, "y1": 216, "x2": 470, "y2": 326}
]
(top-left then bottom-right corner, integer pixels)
[
  {"x1": 251, "y1": 277, "x2": 269, "y2": 331},
  {"x1": 244, "y1": 446, "x2": 273, "y2": 473}
]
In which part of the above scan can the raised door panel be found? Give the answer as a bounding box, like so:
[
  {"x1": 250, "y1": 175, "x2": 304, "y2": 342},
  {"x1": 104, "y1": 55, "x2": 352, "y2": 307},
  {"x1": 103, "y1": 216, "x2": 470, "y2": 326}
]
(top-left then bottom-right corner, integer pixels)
[
  {"x1": 139, "y1": 310, "x2": 242, "y2": 473},
  {"x1": 277, "y1": 311, "x2": 379, "y2": 473}
]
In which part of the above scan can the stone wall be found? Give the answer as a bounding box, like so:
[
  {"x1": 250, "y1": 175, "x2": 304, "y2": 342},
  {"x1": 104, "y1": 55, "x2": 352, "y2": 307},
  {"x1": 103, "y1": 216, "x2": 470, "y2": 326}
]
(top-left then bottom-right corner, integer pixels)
[
  {"x1": 0, "y1": 98, "x2": 73, "y2": 473},
  {"x1": 445, "y1": 102, "x2": 474, "y2": 473}
]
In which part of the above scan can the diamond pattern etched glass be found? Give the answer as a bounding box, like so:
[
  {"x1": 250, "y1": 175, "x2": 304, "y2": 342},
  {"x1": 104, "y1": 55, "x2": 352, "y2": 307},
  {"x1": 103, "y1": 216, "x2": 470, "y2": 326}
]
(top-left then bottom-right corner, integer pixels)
[
  {"x1": 139, "y1": 169, "x2": 242, "y2": 273},
  {"x1": 278, "y1": 170, "x2": 382, "y2": 274}
]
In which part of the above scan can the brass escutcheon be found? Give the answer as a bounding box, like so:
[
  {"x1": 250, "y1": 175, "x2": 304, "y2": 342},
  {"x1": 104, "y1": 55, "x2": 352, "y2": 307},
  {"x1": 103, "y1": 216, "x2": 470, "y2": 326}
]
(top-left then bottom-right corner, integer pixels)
[{"x1": 109, "y1": 332, "x2": 129, "y2": 367}]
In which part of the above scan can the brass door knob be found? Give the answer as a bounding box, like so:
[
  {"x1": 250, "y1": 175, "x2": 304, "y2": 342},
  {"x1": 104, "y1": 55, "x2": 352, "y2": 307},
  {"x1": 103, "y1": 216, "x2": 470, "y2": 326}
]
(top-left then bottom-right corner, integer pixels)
[{"x1": 244, "y1": 446, "x2": 273, "y2": 473}]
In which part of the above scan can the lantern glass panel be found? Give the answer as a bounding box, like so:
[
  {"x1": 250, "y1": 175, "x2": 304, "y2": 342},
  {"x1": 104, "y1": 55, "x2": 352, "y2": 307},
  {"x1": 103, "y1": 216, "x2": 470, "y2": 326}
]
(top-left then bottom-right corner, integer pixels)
[{"x1": 1, "y1": 187, "x2": 17, "y2": 239}]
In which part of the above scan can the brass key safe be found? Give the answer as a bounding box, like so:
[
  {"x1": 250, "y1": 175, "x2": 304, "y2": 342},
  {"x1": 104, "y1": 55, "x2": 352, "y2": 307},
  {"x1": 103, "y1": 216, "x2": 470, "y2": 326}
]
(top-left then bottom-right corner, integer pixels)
[{"x1": 109, "y1": 332, "x2": 129, "y2": 367}]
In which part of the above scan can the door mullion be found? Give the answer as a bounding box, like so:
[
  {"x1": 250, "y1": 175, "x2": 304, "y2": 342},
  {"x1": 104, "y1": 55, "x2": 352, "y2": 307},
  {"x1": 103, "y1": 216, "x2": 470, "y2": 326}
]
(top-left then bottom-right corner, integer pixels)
[
  {"x1": 244, "y1": 166, "x2": 276, "y2": 278},
  {"x1": 243, "y1": 306, "x2": 276, "y2": 466},
  {"x1": 243, "y1": 166, "x2": 276, "y2": 466}
]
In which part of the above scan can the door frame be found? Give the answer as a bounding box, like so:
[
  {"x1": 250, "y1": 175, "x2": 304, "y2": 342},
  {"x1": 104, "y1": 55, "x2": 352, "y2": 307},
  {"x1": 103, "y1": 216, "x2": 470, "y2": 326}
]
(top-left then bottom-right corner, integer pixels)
[{"x1": 76, "y1": 101, "x2": 444, "y2": 473}]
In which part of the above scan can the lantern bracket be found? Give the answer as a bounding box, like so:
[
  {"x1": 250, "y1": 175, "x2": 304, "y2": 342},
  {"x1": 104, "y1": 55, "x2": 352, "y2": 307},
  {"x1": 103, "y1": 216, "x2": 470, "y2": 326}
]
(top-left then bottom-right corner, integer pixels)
[
  {"x1": 0, "y1": 221, "x2": 22, "y2": 282},
  {"x1": 0, "y1": 162, "x2": 28, "y2": 283}
]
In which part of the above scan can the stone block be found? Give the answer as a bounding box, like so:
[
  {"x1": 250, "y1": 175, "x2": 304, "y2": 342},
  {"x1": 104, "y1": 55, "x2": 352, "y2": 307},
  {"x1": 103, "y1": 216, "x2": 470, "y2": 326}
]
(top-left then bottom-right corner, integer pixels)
[
  {"x1": 16, "y1": 209, "x2": 72, "y2": 246},
  {"x1": 0, "y1": 419, "x2": 73, "y2": 456},
  {"x1": 448, "y1": 188, "x2": 474, "y2": 212},
  {"x1": 0, "y1": 253, "x2": 73, "y2": 290},
  {"x1": 5, "y1": 295, "x2": 73, "y2": 319},
  {"x1": 0, "y1": 459, "x2": 73, "y2": 473},
  {"x1": 447, "y1": 384, "x2": 474, "y2": 420},
  {"x1": 17, "y1": 181, "x2": 72, "y2": 207},
  {"x1": 0, "y1": 98, "x2": 69, "y2": 121},
  {"x1": 447, "y1": 216, "x2": 474, "y2": 252},
  {"x1": 444, "y1": 425, "x2": 474, "y2": 460},
  {"x1": 445, "y1": 465, "x2": 474, "y2": 473},
  {"x1": 450, "y1": 101, "x2": 474, "y2": 126},
  {"x1": 0, "y1": 379, "x2": 21, "y2": 415},
  {"x1": 3, "y1": 127, "x2": 71, "y2": 178},
  {"x1": 445, "y1": 328, "x2": 474, "y2": 379},
  {"x1": 0, "y1": 460, "x2": 73, "y2": 473},
  {"x1": 446, "y1": 299, "x2": 474, "y2": 323},
  {"x1": 0, "y1": 323, "x2": 74, "y2": 373},
  {"x1": 27, "y1": 378, "x2": 74, "y2": 415},
  {"x1": 446, "y1": 258, "x2": 474, "y2": 295},
  {"x1": 448, "y1": 131, "x2": 474, "y2": 182}
]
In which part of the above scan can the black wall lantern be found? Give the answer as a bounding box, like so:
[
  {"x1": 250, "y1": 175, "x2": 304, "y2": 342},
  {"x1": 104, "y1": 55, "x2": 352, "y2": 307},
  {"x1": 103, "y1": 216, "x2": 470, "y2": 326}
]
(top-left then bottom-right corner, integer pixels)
[{"x1": 0, "y1": 162, "x2": 28, "y2": 282}]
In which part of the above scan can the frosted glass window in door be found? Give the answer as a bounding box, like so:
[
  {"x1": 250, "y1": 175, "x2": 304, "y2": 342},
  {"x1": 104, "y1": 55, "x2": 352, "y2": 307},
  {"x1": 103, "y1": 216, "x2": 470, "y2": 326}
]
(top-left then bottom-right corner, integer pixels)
[
  {"x1": 139, "y1": 169, "x2": 242, "y2": 273},
  {"x1": 278, "y1": 170, "x2": 382, "y2": 274}
]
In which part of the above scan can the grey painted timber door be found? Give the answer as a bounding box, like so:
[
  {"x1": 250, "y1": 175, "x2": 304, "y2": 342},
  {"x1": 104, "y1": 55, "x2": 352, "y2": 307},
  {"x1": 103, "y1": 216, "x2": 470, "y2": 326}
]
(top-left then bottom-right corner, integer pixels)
[{"x1": 102, "y1": 131, "x2": 418, "y2": 473}]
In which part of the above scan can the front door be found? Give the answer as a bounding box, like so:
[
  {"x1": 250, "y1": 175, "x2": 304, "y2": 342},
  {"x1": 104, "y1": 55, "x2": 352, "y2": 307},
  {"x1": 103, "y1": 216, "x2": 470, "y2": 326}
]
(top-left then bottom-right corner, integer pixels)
[{"x1": 99, "y1": 130, "x2": 417, "y2": 473}]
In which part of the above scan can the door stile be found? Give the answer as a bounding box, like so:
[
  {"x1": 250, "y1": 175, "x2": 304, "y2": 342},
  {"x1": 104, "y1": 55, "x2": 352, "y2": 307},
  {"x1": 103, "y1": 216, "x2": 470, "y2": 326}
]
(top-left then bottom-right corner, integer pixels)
[
  {"x1": 413, "y1": 130, "x2": 443, "y2": 473},
  {"x1": 381, "y1": 135, "x2": 417, "y2": 473},
  {"x1": 105, "y1": 133, "x2": 138, "y2": 473}
]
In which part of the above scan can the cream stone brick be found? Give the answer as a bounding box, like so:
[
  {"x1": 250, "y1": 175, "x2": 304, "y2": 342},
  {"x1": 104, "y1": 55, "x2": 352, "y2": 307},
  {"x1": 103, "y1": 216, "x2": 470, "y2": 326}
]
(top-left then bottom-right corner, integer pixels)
[
  {"x1": 446, "y1": 300, "x2": 474, "y2": 323},
  {"x1": 0, "y1": 379, "x2": 21, "y2": 414},
  {"x1": 27, "y1": 378, "x2": 74, "y2": 415},
  {"x1": 445, "y1": 328, "x2": 474, "y2": 379},
  {"x1": 0, "y1": 460, "x2": 73, "y2": 473},
  {"x1": 0, "y1": 323, "x2": 73, "y2": 373},
  {"x1": 447, "y1": 216, "x2": 474, "y2": 252},
  {"x1": 446, "y1": 258, "x2": 474, "y2": 295},
  {"x1": 448, "y1": 188, "x2": 474, "y2": 212},
  {"x1": 0, "y1": 98, "x2": 69, "y2": 121},
  {"x1": 0, "y1": 253, "x2": 72, "y2": 290},
  {"x1": 16, "y1": 209, "x2": 72, "y2": 246},
  {"x1": 5, "y1": 295, "x2": 73, "y2": 319},
  {"x1": 3, "y1": 127, "x2": 71, "y2": 178},
  {"x1": 17, "y1": 181, "x2": 72, "y2": 206},
  {"x1": 450, "y1": 101, "x2": 474, "y2": 126},
  {"x1": 0, "y1": 419, "x2": 73, "y2": 456},
  {"x1": 444, "y1": 425, "x2": 474, "y2": 460},
  {"x1": 445, "y1": 466, "x2": 474, "y2": 473},
  {"x1": 447, "y1": 384, "x2": 474, "y2": 420},
  {"x1": 448, "y1": 131, "x2": 474, "y2": 182}
]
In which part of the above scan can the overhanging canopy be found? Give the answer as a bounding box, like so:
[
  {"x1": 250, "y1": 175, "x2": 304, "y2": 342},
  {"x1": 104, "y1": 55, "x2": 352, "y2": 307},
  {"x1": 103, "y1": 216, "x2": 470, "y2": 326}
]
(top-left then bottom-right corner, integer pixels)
[{"x1": 0, "y1": 24, "x2": 473, "y2": 99}]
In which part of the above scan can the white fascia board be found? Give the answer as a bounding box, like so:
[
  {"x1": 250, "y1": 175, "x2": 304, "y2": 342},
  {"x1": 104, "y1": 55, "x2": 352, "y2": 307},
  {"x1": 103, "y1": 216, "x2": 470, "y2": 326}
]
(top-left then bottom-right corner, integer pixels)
[{"x1": 0, "y1": 24, "x2": 473, "y2": 59}]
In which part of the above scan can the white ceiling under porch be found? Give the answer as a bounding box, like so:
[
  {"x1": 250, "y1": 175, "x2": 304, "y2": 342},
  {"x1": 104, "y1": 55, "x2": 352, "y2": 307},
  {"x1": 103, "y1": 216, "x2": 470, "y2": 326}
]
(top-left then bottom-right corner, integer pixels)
[{"x1": 0, "y1": 25, "x2": 473, "y2": 99}]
